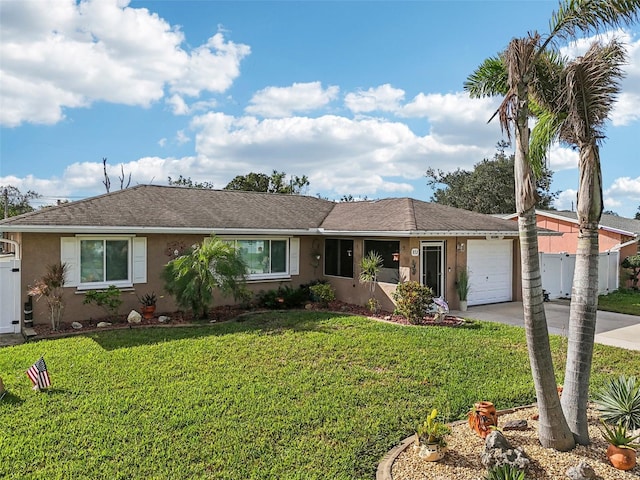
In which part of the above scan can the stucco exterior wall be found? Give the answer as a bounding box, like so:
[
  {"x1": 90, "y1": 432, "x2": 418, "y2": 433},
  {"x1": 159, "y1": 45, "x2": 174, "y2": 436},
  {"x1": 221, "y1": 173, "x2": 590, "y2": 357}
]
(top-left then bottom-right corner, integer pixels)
[
  {"x1": 20, "y1": 233, "x2": 328, "y2": 325},
  {"x1": 19, "y1": 232, "x2": 523, "y2": 326}
]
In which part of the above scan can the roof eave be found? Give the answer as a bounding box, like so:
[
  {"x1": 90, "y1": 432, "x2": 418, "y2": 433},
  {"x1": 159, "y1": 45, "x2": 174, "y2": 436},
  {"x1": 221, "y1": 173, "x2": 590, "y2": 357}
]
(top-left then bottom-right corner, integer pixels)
[{"x1": 1, "y1": 225, "x2": 321, "y2": 236}]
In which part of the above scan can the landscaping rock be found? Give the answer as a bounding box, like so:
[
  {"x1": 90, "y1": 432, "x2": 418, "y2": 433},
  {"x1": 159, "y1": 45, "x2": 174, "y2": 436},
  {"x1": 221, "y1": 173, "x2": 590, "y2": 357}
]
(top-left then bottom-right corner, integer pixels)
[
  {"x1": 96, "y1": 322, "x2": 112, "y2": 328},
  {"x1": 481, "y1": 430, "x2": 530, "y2": 470},
  {"x1": 566, "y1": 461, "x2": 596, "y2": 480},
  {"x1": 158, "y1": 316, "x2": 170, "y2": 323},
  {"x1": 127, "y1": 310, "x2": 142, "y2": 324},
  {"x1": 71, "y1": 322, "x2": 83, "y2": 329},
  {"x1": 503, "y1": 419, "x2": 528, "y2": 431}
]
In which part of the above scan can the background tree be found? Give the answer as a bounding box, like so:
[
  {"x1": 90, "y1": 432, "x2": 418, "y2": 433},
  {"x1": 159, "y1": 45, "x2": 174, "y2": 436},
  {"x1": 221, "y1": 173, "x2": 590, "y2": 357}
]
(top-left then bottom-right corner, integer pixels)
[
  {"x1": 168, "y1": 175, "x2": 215, "y2": 189},
  {"x1": 224, "y1": 170, "x2": 309, "y2": 194},
  {"x1": 426, "y1": 141, "x2": 559, "y2": 214},
  {"x1": 162, "y1": 236, "x2": 249, "y2": 319},
  {"x1": 531, "y1": 38, "x2": 629, "y2": 444},
  {"x1": 101, "y1": 157, "x2": 131, "y2": 193},
  {"x1": 1, "y1": 185, "x2": 40, "y2": 218},
  {"x1": 635, "y1": 205, "x2": 640, "y2": 220},
  {"x1": 602, "y1": 210, "x2": 619, "y2": 216}
]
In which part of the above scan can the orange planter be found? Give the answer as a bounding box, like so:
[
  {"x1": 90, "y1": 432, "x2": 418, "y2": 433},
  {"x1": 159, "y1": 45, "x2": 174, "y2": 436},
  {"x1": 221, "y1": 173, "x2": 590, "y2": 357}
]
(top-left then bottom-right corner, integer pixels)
[
  {"x1": 141, "y1": 305, "x2": 156, "y2": 320},
  {"x1": 607, "y1": 444, "x2": 637, "y2": 471},
  {"x1": 468, "y1": 401, "x2": 498, "y2": 438}
]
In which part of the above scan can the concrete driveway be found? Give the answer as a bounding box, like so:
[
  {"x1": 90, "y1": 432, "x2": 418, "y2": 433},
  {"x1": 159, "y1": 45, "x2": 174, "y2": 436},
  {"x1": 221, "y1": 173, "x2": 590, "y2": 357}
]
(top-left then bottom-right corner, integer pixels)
[{"x1": 451, "y1": 300, "x2": 640, "y2": 351}]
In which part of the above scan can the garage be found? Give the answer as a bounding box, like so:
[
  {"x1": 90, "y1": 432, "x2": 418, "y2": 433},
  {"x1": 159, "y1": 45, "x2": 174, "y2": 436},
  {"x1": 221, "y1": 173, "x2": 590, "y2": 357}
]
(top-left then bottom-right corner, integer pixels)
[{"x1": 466, "y1": 239, "x2": 513, "y2": 306}]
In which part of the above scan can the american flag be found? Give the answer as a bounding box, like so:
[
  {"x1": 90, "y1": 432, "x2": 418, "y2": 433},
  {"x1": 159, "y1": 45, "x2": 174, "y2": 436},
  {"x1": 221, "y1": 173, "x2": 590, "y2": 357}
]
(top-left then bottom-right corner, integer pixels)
[{"x1": 26, "y1": 357, "x2": 51, "y2": 390}]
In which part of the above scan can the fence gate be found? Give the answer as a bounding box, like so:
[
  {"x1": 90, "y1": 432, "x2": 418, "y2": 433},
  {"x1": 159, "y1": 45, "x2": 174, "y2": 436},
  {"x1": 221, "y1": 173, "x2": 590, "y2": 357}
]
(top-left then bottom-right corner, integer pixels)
[
  {"x1": 540, "y1": 251, "x2": 619, "y2": 300},
  {"x1": 0, "y1": 239, "x2": 21, "y2": 334}
]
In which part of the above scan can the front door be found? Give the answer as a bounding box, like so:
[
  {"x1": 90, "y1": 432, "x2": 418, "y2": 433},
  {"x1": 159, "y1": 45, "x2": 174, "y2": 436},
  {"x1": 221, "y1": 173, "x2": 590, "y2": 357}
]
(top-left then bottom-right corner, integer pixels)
[{"x1": 421, "y1": 241, "x2": 444, "y2": 298}]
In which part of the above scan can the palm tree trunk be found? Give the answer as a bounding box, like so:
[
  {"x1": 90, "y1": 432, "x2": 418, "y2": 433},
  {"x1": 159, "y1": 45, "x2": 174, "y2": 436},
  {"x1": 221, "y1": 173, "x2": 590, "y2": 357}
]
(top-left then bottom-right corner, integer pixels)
[
  {"x1": 515, "y1": 82, "x2": 575, "y2": 451},
  {"x1": 562, "y1": 143, "x2": 603, "y2": 444}
]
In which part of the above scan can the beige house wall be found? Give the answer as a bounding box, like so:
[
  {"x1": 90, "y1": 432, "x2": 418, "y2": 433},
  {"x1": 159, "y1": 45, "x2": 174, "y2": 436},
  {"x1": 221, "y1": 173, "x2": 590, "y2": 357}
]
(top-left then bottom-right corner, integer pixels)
[
  {"x1": 21, "y1": 233, "x2": 328, "y2": 325},
  {"x1": 19, "y1": 232, "x2": 522, "y2": 325}
]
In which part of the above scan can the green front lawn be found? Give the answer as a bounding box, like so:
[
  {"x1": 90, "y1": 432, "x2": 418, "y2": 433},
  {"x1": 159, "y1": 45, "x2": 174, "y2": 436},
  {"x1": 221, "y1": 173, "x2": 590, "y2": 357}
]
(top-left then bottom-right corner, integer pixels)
[
  {"x1": 1, "y1": 312, "x2": 638, "y2": 479},
  {"x1": 599, "y1": 288, "x2": 640, "y2": 315}
]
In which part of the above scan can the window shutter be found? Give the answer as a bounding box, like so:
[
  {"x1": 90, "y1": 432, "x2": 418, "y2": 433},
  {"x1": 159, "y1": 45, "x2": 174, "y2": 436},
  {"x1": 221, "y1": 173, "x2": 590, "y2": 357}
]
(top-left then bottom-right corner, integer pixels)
[
  {"x1": 60, "y1": 237, "x2": 79, "y2": 287},
  {"x1": 289, "y1": 238, "x2": 300, "y2": 275},
  {"x1": 132, "y1": 237, "x2": 147, "y2": 284}
]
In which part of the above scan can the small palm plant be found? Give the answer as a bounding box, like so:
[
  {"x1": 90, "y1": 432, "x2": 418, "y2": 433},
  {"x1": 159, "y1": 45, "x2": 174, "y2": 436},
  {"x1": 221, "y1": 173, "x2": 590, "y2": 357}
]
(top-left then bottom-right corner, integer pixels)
[
  {"x1": 359, "y1": 251, "x2": 383, "y2": 312},
  {"x1": 594, "y1": 375, "x2": 640, "y2": 430}
]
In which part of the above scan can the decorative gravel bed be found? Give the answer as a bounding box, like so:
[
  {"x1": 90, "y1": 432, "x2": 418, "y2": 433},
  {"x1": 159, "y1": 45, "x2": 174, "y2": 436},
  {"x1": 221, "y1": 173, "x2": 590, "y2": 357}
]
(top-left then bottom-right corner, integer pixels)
[{"x1": 391, "y1": 405, "x2": 639, "y2": 480}]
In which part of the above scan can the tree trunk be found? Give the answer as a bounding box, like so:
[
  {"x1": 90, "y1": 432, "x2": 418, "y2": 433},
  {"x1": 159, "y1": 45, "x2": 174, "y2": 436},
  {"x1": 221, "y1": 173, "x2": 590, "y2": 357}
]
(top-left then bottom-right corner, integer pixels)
[
  {"x1": 514, "y1": 74, "x2": 575, "y2": 451},
  {"x1": 561, "y1": 143, "x2": 603, "y2": 444}
]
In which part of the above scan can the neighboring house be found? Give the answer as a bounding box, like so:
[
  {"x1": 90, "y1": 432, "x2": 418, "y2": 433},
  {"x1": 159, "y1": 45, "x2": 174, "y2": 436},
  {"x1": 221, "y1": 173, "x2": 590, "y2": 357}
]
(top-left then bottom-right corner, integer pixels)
[
  {"x1": 502, "y1": 209, "x2": 640, "y2": 291},
  {"x1": 503, "y1": 210, "x2": 639, "y2": 257},
  {"x1": 0, "y1": 185, "x2": 524, "y2": 330}
]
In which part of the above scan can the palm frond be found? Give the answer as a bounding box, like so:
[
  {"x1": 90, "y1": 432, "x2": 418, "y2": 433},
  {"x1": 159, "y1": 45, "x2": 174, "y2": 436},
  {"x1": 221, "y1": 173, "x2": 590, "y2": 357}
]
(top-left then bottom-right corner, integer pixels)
[
  {"x1": 563, "y1": 39, "x2": 626, "y2": 144},
  {"x1": 546, "y1": 0, "x2": 640, "y2": 49},
  {"x1": 529, "y1": 101, "x2": 568, "y2": 177},
  {"x1": 464, "y1": 56, "x2": 508, "y2": 98}
]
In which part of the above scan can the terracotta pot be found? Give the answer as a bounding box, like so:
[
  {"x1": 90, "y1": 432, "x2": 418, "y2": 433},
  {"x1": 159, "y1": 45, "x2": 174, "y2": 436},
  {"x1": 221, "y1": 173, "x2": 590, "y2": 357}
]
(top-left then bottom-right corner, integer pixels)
[
  {"x1": 468, "y1": 401, "x2": 498, "y2": 438},
  {"x1": 606, "y1": 444, "x2": 637, "y2": 471},
  {"x1": 141, "y1": 305, "x2": 156, "y2": 320}
]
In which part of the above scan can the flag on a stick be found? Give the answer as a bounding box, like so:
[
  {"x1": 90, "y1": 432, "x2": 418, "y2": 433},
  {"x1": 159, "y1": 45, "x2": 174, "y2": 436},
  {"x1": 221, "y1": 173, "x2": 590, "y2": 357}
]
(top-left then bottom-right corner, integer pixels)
[{"x1": 27, "y1": 357, "x2": 51, "y2": 390}]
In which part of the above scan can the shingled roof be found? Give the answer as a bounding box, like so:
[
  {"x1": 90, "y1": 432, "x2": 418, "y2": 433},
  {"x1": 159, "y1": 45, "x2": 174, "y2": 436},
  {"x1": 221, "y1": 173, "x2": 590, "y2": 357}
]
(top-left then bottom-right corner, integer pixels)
[
  {"x1": 0, "y1": 185, "x2": 520, "y2": 235},
  {"x1": 0, "y1": 185, "x2": 335, "y2": 233},
  {"x1": 320, "y1": 198, "x2": 520, "y2": 234},
  {"x1": 538, "y1": 210, "x2": 640, "y2": 236}
]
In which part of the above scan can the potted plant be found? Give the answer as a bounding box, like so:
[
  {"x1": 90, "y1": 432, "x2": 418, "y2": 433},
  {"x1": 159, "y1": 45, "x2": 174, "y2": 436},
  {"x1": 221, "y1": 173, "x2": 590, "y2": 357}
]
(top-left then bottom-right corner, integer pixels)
[
  {"x1": 456, "y1": 267, "x2": 470, "y2": 312},
  {"x1": 137, "y1": 292, "x2": 157, "y2": 319},
  {"x1": 415, "y1": 408, "x2": 451, "y2": 461},
  {"x1": 600, "y1": 420, "x2": 640, "y2": 470}
]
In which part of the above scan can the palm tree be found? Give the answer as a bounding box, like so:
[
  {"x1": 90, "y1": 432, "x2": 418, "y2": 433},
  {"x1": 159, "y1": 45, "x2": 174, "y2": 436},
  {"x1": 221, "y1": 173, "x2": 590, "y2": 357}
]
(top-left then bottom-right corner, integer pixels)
[
  {"x1": 530, "y1": 39, "x2": 627, "y2": 444},
  {"x1": 163, "y1": 236, "x2": 249, "y2": 318},
  {"x1": 464, "y1": 0, "x2": 639, "y2": 450}
]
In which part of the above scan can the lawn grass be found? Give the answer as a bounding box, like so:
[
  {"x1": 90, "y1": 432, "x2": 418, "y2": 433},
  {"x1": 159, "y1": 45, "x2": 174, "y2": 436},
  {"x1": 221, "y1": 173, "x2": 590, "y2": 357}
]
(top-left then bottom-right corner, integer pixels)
[
  {"x1": 598, "y1": 288, "x2": 640, "y2": 315},
  {"x1": 1, "y1": 312, "x2": 638, "y2": 479}
]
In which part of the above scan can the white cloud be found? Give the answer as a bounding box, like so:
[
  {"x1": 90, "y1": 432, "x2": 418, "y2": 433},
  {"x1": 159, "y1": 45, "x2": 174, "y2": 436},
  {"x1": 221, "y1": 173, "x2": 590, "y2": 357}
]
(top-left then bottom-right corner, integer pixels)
[
  {"x1": 245, "y1": 82, "x2": 339, "y2": 117},
  {"x1": 344, "y1": 84, "x2": 405, "y2": 113},
  {"x1": 605, "y1": 176, "x2": 640, "y2": 205},
  {"x1": 554, "y1": 189, "x2": 578, "y2": 212},
  {"x1": 176, "y1": 130, "x2": 190, "y2": 145},
  {"x1": 158, "y1": 138, "x2": 167, "y2": 147},
  {"x1": 167, "y1": 95, "x2": 190, "y2": 116},
  {"x1": 188, "y1": 111, "x2": 490, "y2": 198},
  {"x1": 0, "y1": 0, "x2": 249, "y2": 127},
  {"x1": 548, "y1": 145, "x2": 579, "y2": 171}
]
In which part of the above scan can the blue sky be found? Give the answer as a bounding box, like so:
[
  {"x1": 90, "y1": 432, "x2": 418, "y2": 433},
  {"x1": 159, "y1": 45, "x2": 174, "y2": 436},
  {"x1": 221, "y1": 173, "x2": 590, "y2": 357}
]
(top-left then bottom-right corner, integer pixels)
[{"x1": 1, "y1": 0, "x2": 639, "y2": 217}]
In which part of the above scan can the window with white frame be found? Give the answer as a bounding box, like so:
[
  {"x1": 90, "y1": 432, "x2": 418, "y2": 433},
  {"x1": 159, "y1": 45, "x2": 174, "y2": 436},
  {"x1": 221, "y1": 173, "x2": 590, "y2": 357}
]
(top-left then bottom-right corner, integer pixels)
[
  {"x1": 61, "y1": 236, "x2": 147, "y2": 288},
  {"x1": 224, "y1": 238, "x2": 292, "y2": 280}
]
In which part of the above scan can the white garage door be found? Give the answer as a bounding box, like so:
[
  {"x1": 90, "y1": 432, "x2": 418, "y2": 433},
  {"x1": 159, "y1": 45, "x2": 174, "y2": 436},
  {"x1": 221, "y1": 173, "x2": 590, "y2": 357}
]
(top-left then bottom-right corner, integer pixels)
[{"x1": 467, "y1": 239, "x2": 513, "y2": 306}]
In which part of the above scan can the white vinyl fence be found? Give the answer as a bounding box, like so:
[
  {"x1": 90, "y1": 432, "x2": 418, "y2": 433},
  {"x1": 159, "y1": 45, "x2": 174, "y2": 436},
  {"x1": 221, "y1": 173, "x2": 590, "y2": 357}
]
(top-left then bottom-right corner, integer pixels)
[{"x1": 540, "y1": 251, "x2": 619, "y2": 300}]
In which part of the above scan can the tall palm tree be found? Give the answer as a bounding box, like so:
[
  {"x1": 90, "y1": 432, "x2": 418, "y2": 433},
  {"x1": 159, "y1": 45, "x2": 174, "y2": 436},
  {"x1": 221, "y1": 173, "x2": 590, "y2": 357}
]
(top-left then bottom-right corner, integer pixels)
[
  {"x1": 531, "y1": 39, "x2": 627, "y2": 444},
  {"x1": 464, "y1": 0, "x2": 639, "y2": 450}
]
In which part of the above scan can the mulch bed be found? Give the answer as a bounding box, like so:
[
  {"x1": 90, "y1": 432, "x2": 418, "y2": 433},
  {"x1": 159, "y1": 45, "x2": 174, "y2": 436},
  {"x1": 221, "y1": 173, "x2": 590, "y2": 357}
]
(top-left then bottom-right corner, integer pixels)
[{"x1": 30, "y1": 301, "x2": 465, "y2": 339}]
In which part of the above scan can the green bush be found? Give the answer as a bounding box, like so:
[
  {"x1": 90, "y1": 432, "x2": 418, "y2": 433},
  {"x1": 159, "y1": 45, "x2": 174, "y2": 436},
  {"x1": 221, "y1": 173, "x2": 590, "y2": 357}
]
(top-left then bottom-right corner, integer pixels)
[
  {"x1": 83, "y1": 285, "x2": 123, "y2": 320},
  {"x1": 594, "y1": 375, "x2": 640, "y2": 429},
  {"x1": 309, "y1": 282, "x2": 336, "y2": 306},
  {"x1": 392, "y1": 281, "x2": 433, "y2": 324},
  {"x1": 257, "y1": 285, "x2": 308, "y2": 309}
]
